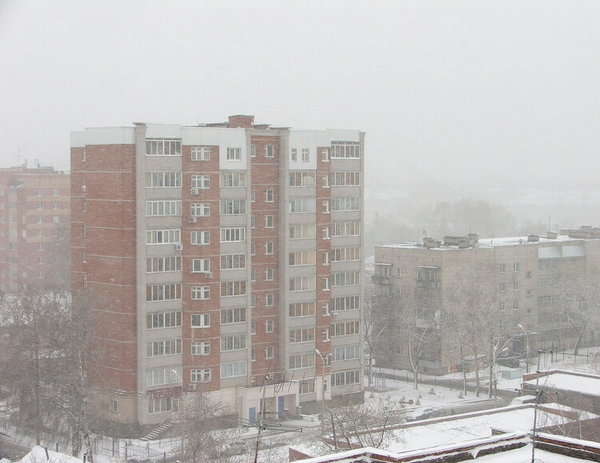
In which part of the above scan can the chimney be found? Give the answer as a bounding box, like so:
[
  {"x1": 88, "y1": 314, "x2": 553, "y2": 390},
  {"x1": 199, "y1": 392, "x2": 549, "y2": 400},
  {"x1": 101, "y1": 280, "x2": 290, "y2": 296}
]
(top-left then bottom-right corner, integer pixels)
[{"x1": 228, "y1": 115, "x2": 255, "y2": 128}]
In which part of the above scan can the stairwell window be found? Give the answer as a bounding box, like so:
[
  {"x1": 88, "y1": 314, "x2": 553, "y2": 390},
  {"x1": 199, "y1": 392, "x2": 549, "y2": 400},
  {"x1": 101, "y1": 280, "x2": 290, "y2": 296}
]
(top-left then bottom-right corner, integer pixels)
[{"x1": 226, "y1": 147, "x2": 242, "y2": 161}]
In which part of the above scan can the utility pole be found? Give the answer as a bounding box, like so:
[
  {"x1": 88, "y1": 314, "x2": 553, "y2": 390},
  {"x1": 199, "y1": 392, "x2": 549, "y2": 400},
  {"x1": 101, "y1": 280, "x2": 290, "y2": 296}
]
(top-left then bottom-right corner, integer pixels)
[{"x1": 315, "y1": 349, "x2": 330, "y2": 418}]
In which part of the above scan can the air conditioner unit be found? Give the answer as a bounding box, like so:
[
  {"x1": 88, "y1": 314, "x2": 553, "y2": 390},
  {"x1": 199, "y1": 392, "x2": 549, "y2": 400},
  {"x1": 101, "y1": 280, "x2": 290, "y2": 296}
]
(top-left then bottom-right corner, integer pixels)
[
  {"x1": 175, "y1": 243, "x2": 184, "y2": 251},
  {"x1": 188, "y1": 383, "x2": 197, "y2": 391},
  {"x1": 188, "y1": 217, "x2": 197, "y2": 223},
  {"x1": 331, "y1": 312, "x2": 338, "y2": 318},
  {"x1": 81, "y1": 185, "x2": 87, "y2": 192},
  {"x1": 191, "y1": 188, "x2": 199, "y2": 195}
]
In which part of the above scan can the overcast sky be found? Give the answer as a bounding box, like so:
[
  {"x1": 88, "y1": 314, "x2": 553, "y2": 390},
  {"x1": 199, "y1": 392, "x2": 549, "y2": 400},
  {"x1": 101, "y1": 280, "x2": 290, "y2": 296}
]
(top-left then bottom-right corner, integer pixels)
[{"x1": 1, "y1": 0, "x2": 599, "y2": 194}]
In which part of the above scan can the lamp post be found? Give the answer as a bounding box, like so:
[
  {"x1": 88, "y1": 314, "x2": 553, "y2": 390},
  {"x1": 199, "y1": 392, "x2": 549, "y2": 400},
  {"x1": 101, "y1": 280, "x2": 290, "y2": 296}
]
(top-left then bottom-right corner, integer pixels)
[
  {"x1": 315, "y1": 349, "x2": 330, "y2": 418},
  {"x1": 518, "y1": 324, "x2": 529, "y2": 373}
]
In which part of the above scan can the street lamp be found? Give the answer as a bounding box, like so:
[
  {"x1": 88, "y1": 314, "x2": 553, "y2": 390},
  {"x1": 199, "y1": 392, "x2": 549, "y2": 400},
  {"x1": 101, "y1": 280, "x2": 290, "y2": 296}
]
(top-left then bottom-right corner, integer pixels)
[
  {"x1": 518, "y1": 324, "x2": 529, "y2": 373},
  {"x1": 315, "y1": 349, "x2": 330, "y2": 417}
]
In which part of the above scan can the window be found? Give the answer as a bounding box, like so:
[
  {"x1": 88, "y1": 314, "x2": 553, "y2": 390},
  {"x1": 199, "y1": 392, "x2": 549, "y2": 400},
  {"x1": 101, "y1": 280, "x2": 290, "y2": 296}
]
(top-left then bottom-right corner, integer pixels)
[
  {"x1": 265, "y1": 215, "x2": 274, "y2": 228},
  {"x1": 191, "y1": 258, "x2": 210, "y2": 273},
  {"x1": 191, "y1": 146, "x2": 211, "y2": 161},
  {"x1": 265, "y1": 268, "x2": 274, "y2": 281},
  {"x1": 146, "y1": 256, "x2": 181, "y2": 273},
  {"x1": 226, "y1": 147, "x2": 241, "y2": 161},
  {"x1": 251, "y1": 215, "x2": 256, "y2": 228},
  {"x1": 221, "y1": 280, "x2": 247, "y2": 297},
  {"x1": 221, "y1": 307, "x2": 247, "y2": 324},
  {"x1": 251, "y1": 144, "x2": 257, "y2": 157},
  {"x1": 221, "y1": 361, "x2": 247, "y2": 378},
  {"x1": 331, "y1": 197, "x2": 359, "y2": 211},
  {"x1": 513, "y1": 262, "x2": 520, "y2": 272},
  {"x1": 147, "y1": 338, "x2": 181, "y2": 357},
  {"x1": 221, "y1": 199, "x2": 246, "y2": 215},
  {"x1": 265, "y1": 241, "x2": 274, "y2": 254},
  {"x1": 148, "y1": 397, "x2": 179, "y2": 414},
  {"x1": 331, "y1": 142, "x2": 360, "y2": 159},
  {"x1": 251, "y1": 242, "x2": 256, "y2": 255},
  {"x1": 190, "y1": 231, "x2": 210, "y2": 245},
  {"x1": 322, "y1": 175, "x2": 329, "y2": 188},
  {"x1": 265, "y1": 293, "x2": 275, "y2": 306},
  {"x1": 221, "y1": 334, "x2": 247, "y2": 351},
  {"x1": 191, "y1": 203, "x2": 210, "y2": 217},
  {"x1": 110, "y1": 400, "x2": 118, "y2": 413},
  {"x1": 191, "y1": 286, "x2": 210, "y2": 300},
  {"x1": 331, "y1": 171, "x2": 360, "y2": 186},
  {"x1": 332, "y1": 345, "x2": 361, "y2": 361},
  {"x1": 146, "y1": 284, "x2": 182, "y2": 301},
  {"x1": 220, "y1": 227, "x2": 246, "y2": 242},
  {"x1": 146, "y1": 172, "x2": 181, "y2": 188},
  {"x1": 331, "y1": 247, "x2": 360, "y2": 262},
  {"x1": 322, "y1": 200, "x2": 330, "y2": 213},
  {"x1": 265, "y1": 346, "x2": 274, "y2": 359},
  {"x1": 289, "y1": 223, "x2": 316, "y2": 239},
  {"x1": 251, "y1": 269, "x2": 256, "y2": 281},
  {"x1": 191, "y1": 369, "x2": 211, "y2": 382},
  {"x1": 220, "y1": 171, "x2": 246, "y2": 187},
  {"x1": 191, "y1": 313, "x2": 210, "y2": 327},
  {"x1": 146, "y1": 311, "x2": 181, "y2": 329},
  {"x1": 322, "y1": 227, "x2": 330, "y2": 240},
  {"x1": 331, "y1": 296, "x2": 360, "y2": 312},
  {"x1": 331, "y1": 321, "x2": 360, "y2": 337},
  {"x1": 289, "y1": 302, "x2": 315, "y2": 317},
  {"x1": 289, "y1": 197, "x2": 315, "y2": 213},
  {"x1": 299, "y1": 379, "x2": 315, "y2": 394},
  {"x1": 146, "y1": 138, "x2": 182, "y2": 156},
  {"x1": 265, "y1": 189, "x2": 274, "y2": 202},
  {"x1": 289, "y1": 276, "x2": 315, "y2": 291},
  {"x1": 513, "y1": 281, "x2": 520, "y2": 291},
  {"x1": 322, "y1": 278, "x2": 330, "y2": 290},
  {"x1": 289, "y1": 328, "x2": 314, "y2": 343},
  {"x1": 289, "y1": 171, "x2": 315, "y2": 187},
  {"x1": 289, "y1": 353, "x2": 315, "y2": 369},
  {"x1": 146, "y1": 366, "x2": 182, "y2": 386},
  {"x1": 191, "y1": 175, "x2": 210, "y2": 189},
  {"x1": 321, "y1": 148, "x2": 330, "y2": 161},
  {"x1": 499, "y1": 282, "x2": 506, "y2": 292},
  {"x1": 220, "y1": 254, "x2": 246, "y2": 270},
  {"x1": 146, "y1": 200, "x2": 181, "y2": 216},
  {"x1": 265, "y1": 144, "x2": 275, "y2": 157},
  {"x1": 291, "y1": 148, "x2": 297, "y2": 161},
  {"x1": 331, "y1": 370, "x2": 360, "y2": 386},
  {"x1": 289, "y1": 250, "x2": 316, "y2": 266},
  {"x1": 302, "y1": 148, "x2": 309, "y2": 162},
  {"x1": 265, "y1": 320, "x2": 274, "y2": 333},
  {"x1": 513, "y1": 300, "x2": 519, "y2": 311},
  {"x1": 498, "y1": 263, "x2": 507, "y2": 273},
  {"x1": 332, "y1": 271, "x2": 360, "y2": 287}
]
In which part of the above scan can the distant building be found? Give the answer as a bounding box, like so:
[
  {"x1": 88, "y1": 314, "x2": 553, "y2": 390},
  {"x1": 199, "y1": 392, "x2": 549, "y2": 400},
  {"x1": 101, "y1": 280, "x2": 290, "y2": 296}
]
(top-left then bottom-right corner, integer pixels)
[
  {"x1": 371, "y1": 229, "x2": 600, "y2": 374},
  {"x1": 0, "y1": 164, "x2": 70, "y2": 293},
  {"x1": 70, "y1": 115, "x2": 365, "y2": 429}
]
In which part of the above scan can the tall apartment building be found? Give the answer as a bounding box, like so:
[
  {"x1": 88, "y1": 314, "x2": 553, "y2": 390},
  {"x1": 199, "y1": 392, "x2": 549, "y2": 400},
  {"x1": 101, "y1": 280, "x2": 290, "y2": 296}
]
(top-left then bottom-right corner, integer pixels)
[
  {"x1": 371, "y1": 229, "x2": 600, "y2": 375},
  {"x1": 71, "y1": 115, "x2": 364, "y2": 428},
  {"x1": 0, "y1": 164, "x2": 70, "y2": 293}
]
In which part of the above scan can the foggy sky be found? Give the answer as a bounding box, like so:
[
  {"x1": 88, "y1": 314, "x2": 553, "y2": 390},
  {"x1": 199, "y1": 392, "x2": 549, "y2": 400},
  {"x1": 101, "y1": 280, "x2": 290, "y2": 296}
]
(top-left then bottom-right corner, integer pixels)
[{"x1": 1, "y1": 0, "x2": 599, "y2": 194}]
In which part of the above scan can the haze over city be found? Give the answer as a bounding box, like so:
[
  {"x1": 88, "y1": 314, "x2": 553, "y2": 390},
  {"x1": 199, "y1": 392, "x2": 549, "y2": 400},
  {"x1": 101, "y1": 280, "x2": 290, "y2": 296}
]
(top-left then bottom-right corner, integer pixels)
[{"x1": 2, "y1": 2, "x2": 600, "y2": 463}]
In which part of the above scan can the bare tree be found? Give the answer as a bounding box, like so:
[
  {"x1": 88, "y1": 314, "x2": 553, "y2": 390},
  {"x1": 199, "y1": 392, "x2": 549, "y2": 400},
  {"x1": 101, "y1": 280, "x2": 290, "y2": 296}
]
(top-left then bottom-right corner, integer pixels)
[
  {"x1": 0, "y1": 287, "x2": 95, "y2": 455},
  {"x1": 177, "y1": 392, "x2": 241, "y2": 463},
  {"x1": 316, "y1": 400, "x2": 403, "y2": 452}
]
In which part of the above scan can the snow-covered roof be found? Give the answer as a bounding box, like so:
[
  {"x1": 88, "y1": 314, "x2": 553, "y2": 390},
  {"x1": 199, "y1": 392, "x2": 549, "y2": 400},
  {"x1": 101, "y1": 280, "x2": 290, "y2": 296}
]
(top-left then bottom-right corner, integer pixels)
[
  {"x1": 523, "y1": 371, "x2": 600, "y2": 396},
  {"x1": 18, "y1": 446, "x2": 82, "y2": 463}
]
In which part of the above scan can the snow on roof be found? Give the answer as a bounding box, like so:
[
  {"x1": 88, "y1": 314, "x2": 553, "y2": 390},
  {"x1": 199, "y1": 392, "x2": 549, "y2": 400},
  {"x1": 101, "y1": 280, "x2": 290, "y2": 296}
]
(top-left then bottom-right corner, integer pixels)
[
  {"x1": 18, "y1": 446, "x2": 82, "y2": 463},
  {"x1": 523, "y1": 371, "x2": 600, "y2": 396},
  {"x1": 385, "y1": 404, "x2": 579, "y2": 454}
]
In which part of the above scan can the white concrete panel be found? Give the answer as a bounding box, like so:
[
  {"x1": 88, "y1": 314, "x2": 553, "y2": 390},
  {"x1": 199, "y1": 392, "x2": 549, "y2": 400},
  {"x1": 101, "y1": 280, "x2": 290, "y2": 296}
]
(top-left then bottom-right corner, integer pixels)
[
  {"x1": 181, "y1": 127, "x2": 247, "y2": 170},
  {"x1": 70, "y1": 131, "x2": 86, "y2": 147},
  {"x1": 74, "y1": 127, "x2": 136, "y2": 146},
  {"x1": 145, "y1": 124, "x2": 182, "y2": 138},
  {"x1": 289, "y1": 130, "x2": 318, "y2": 170},
  {"x1": 326, "y1": 129, "x2": 361, "y2": 143}
]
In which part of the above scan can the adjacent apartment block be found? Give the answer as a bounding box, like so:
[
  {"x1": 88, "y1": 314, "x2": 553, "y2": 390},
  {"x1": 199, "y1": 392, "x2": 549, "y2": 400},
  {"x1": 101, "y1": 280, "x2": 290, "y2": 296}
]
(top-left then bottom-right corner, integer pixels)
[
  {"x1": 0, "y1": 164, "x2": 70, "y2": 293},
  {"x1": 71, "y1": 115, "x2": 364, "y2": 427},
  {"x1": 371, "y1": 229, "x2": 600, "y2": 375}
]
